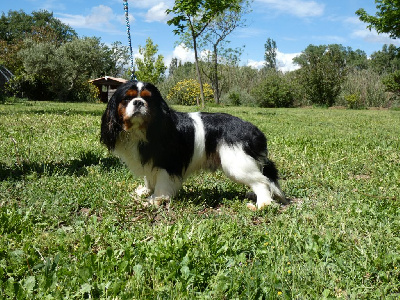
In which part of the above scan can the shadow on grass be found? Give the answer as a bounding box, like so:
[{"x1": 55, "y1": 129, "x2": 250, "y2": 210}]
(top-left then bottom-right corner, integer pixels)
[
  {"x1": 0, "y1": 151, "x2": 121, "y2": 181},
  {"x1": 176, "y1": 183, "x2": 248, "y2": 208}
]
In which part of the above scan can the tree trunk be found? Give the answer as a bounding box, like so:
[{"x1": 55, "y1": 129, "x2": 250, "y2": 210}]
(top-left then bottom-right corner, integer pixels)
[
  {"x1": 213, "y1": 44, "x2": 220, "y2": 104},
  {"x1": 192, "y1": 31, "x2": 205, "y2": 108}
]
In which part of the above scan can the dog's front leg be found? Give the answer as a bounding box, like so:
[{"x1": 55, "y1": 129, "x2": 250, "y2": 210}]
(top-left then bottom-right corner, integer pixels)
[
  {"x1": 134, "y1": 176, "x2": 153, "y2": 197},
  {"x1": 147, "y1": 169, "x2": 182, "y2": 206}
]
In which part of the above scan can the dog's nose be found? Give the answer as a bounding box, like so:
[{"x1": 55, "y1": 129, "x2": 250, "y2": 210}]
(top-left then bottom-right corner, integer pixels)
[{"x1": 132, "y1": 100, "x2": 143, "y2": 108}]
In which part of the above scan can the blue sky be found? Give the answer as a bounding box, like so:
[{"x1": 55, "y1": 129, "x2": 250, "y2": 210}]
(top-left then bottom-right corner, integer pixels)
[{"x1": 2, "y1": 0, "x2": 400, "y2": 72}]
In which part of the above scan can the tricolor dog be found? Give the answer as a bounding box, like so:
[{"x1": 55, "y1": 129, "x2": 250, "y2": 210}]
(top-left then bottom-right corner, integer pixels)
[{"x1": 100, "y1": 81, "x2": 287, "y2": 210}]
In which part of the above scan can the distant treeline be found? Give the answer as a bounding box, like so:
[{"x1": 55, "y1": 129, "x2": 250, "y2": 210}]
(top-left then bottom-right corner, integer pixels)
[{"x1": 1, "y1": 9, "x2": 399, "y2": 108}]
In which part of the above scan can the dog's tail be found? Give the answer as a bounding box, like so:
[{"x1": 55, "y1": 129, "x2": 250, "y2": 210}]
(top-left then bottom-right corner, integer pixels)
[{"x1": 263, "y1": 159, "x2": 287, "y2": 204}]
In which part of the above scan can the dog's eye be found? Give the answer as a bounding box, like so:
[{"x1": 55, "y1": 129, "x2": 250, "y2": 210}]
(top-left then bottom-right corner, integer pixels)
[{"x1": 121, "y1": 99, "x2": 130, "y2": 105}]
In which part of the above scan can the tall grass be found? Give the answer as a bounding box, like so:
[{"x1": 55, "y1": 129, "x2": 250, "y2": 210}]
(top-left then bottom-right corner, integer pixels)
[
  {"x1": 339, "y1": 70, "x2": 394, "y2": 108},
  {"x1": 1, "y1": 101, "x2": 399, "y2": 299}
]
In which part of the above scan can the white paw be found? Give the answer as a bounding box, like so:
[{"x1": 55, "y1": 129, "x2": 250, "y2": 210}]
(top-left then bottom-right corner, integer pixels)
[
  {"x1": 145, "y1": 195, "x2": 170, "y2": 207},
  {"x1": 246, "y1": 202, "x2": 257, "y2": 211},
  {"x1": 135, "y1": 185, "x2": 151, "y2": 198},
  {"x1": 246, "y1": 200, "x2": 271, "y2": 211}
]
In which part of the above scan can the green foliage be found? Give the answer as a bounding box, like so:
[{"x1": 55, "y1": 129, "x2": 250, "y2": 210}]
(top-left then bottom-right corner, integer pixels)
[
  {"x1": 1, "y1": 102, "x2": 400, "y2": 298},
  {"x1": 199, "y1": 0, "x2": 250, "y2": 103},
  {"x1": 71, "y1": 80, "x2": 100, "y2": 103},
  {"x1": 345, "y1": 48, "x2": 369, "y2": 71},
  {"x1": 220, "y1": 87, "x2": 255, "y2": 106},
  {"x1": 5, "y1": 73, "x2": 54, "y2": 100},
  {"x1": 167, "y1": 79, "x2": 214, "y2": 105},
  {"x1": 19, "y1": 37, "x2": 113, "y2": 101},
  {"x1": 344, "y1": 93, "x2": 362, "y2": 109},
  {"x1": 382, "y1": 70, "x2": 400, "y2": 95},
  {"x1": 158, "y1": 61, "x2": 197, "y2": 98},
  {"x1": 369, "y1": 44, "x2": 400, "y2": 75},
  {"x1": 134, "y1": 37, "x2": 167, "y2": 84},
  {"x1": 294, "y1": 44, "x2": 347, "y2": 106},
  {"x1": 167, "y1": 0, "x2": 243, "y2": 107},
  {"x1": 0, "y1": 10, "x2": 77, "y2": 74},
  {"x1": 356, "y1": 1, "x2": 400, "y2": 39},
  {"x1": 340, "y1": 69, "x2": 390, "y2": 108},
  {"x1": 0, "y1": 9, "x2": 77, "y2": 43},
  {"x1": 162, "y1": 50, "x2": 395, "y2": 108},
  {"x1": 108, "y1": 41, "x2": 130, "y2": 78},
  {"x1": 0, "y1": 10, "x2": 128, "y2": 102},
  {"x1": 166, "y1": 0, "x2": 240, "y2": 36},
  {"x1": 251, "y1": 71, "x2": 294, "y2": 107}
]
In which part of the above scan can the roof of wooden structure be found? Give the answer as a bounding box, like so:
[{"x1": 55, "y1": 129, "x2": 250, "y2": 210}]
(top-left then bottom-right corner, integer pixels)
[
  {"x1": 89, "y1": 76, "x2": 127, "y2": 87},
  {"x1": 0, "y1": 65, "x2": 13, "y2": 86}
]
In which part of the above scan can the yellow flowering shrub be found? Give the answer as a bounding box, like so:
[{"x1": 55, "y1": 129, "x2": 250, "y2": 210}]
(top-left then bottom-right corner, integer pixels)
[{"x1": 167, "y1": 79, "x2": 214, "y2": 105}]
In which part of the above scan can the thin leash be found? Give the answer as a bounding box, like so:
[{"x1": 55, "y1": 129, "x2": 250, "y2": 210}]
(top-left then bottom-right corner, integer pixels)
[{"x1": 123, "y1": 0, "x2": 137, "y2": 81}]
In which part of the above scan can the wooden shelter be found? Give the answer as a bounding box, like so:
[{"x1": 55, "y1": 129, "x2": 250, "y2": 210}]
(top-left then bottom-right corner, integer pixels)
[
  {"x1": 89, "y1": 76, "x2": 127, "y2": 103},
  {"x1": 0, "y1": 65, "x2": 13, "y2": 89}
]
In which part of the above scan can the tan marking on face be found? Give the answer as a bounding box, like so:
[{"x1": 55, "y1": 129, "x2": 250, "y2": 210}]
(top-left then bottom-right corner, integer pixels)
[
  {"x1": 125, "y1": 89, "x2": 138, "y2": 98},
  {"x1": 140, "y1": 89, "x2": 151, "y2": 98},
  {"x1": 118, "y1": 101, "x2": 132, "y2": 130}
]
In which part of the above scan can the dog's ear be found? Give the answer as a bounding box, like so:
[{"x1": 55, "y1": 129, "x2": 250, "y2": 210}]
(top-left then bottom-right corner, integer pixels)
[
  {"x1": 143, "y1": 82, "x2": 170, "y2": 115},
  {"x1": 100, "y1": 91, "x2": 123, "y2": 150}
]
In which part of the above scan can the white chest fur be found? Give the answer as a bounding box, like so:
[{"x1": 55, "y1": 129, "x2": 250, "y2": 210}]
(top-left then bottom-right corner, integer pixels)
[{"x1": 113, "y1": 131, "x2": 149, "y2": 177}]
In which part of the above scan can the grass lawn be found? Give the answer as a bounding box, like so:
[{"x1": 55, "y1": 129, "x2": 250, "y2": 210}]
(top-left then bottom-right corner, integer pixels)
[{"x1": 1, "y1": 101, "x2": 399, "y2": 299}]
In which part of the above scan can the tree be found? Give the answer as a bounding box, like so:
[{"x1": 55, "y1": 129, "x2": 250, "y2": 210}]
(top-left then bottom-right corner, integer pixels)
[
  {"x1": 369, "y1": 44, "x2": 400, "y2": 74},
  {"x1": 345, "y1": 47, "x2": 368, "y2": 71},
  {"x1": 293, "y1": 44, "x2": 347, "y2": 106},
  {"x1": 108, "y1": 41, "x2": 130, "y2": 78},
  {"x1": 167, "y1": 79, "x2": 214, "y2": 105},
  {"x1": 134, "y1": 37, "x2": 167, "y2": 84},
  {"x1": 19, "y1": 37, "x2": 113, "y2": 101},
  {"x1": 169, "y1": 57, "x2": 180, "y2": 77},
  {"x1": 251, "y1": 70, "x2": 294, "y2": 108},
  {"x1": 167, "y1": 0, "x2": 240, "y2": 107},
  {"x1": 0, "y1": 9, "x2": 77, "y2": 74},
  {"x1": 200, "y1": 0, "x2": 250, "y2": 104},
  {"x1": 264, "y1": 38, "x2": 277, "y2": 70},
  {"x1": 356, "y1": 1, "x2": 400, "y2": 39},
  {"x1": 382, "y1": 70, "x2": 400, "y2": 96},
  {"x1": 201, "y1": 46, "x2": 243, "y2": 103}
]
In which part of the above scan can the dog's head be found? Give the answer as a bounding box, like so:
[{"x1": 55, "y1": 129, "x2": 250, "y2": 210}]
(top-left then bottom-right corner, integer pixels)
[{"x1": 100, "y1": 81, "x2": 169, "y2": 150}]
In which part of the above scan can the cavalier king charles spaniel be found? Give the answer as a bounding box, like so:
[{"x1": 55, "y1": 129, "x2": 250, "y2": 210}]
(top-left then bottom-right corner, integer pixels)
[{"x1": 101, "y1": 81, "x2": 286, "y2": 210}]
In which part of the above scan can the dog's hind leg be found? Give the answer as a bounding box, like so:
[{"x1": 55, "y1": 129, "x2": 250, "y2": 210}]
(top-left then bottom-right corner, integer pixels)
[
  {"x1": 218, "y1": 144, "x2": 277, "y2": 210},
  {"x1": 262, "y1": 159, "x2": 288, "y2": 204}
]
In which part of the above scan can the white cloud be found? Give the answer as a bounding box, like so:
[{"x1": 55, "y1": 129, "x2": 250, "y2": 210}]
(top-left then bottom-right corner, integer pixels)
[
  {"x1": 256, "y1": 0, "x2": 324, "y2": 18},
  {"x1": 344, "y1": 17, "x2": 400, "y2": 46},
  {"x1": 86, "y1": 5, "x2": 114, "y2": 25},
  {"x1": 247, "y1": 50, "x2": 300, "y2": 72},
  {"x1": 233, "y1": 27, "x2": 269, "y2": 40},
  {"x1": 276, "y1": 50, "x2": 301, "y2": 72},
  {"x1": 166, "y1": 45, "x2": 300, "y2": 73},
  {"x1": 311, "y1": 35, "x2": 346, "y2": 44},
  {"x1": 57, "y1": 5, "x2": 125, "y2": 33},
  {"x1": 171, "y1": 44, "x2": 195, "y2": 63},
  {"x1": 145, "y1": 2, "x2": 170, "y2": 23},
  {"x1": 41, "y1": 0, "x2": 66, "y2": 11},
  {"x1": 351, "y1": 29, "x2": 400, "y2": 45},
  {"x1": 130, "y1": 0, "x2": 173, "y2": 9},
  {"x1": 247, "y1": 59, "x2": 265, "y2": 70}
]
